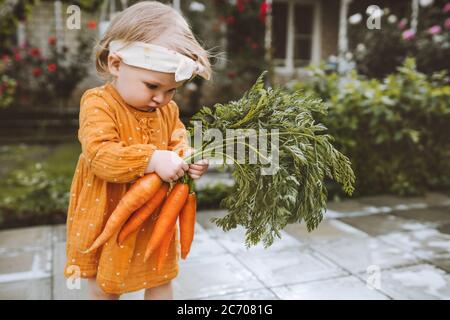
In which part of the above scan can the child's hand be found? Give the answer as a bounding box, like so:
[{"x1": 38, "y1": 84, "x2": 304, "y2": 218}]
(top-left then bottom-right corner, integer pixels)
[
  {"x1": 188, "y1": 159, "x2": 209, "y2": 180},
  {"x1": 146, "y1": 150, "x2": 189, "y2": 183}
]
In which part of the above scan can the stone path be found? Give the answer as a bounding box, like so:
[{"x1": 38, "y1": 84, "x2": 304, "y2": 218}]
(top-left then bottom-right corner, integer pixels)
[{"x1": 0, "y1": 193, "x2": 449, "y2": 300}]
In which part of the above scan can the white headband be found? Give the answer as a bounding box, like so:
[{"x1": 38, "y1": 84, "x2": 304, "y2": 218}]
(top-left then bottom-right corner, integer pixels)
[{"x1": 109, "y1": 40, "x2": 210, "y2": 82}]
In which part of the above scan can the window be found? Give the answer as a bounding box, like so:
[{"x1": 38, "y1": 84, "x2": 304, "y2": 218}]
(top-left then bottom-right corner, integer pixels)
[
  {"x1": 272, "y1": 0, "x2": 318, "y2": 70},
  {"x1": 294, "y1": 4, "x2": 313, "y2": 67},
  {"x1": 273, "y1": 2, "x2": 288, "y2": 62}
]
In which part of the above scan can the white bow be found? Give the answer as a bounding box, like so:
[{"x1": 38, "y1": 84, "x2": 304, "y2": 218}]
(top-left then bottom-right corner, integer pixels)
[{"x1": 109, "y1": 40, "x2": 210, "y2": 82}]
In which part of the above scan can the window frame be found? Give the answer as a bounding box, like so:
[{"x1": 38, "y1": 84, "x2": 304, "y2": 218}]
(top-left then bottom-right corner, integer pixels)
[{"x1": 272, "y1": 0, "x2": 322, "y2": 75}]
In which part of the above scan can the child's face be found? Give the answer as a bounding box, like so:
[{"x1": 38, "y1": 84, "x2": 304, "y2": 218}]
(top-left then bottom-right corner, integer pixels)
[{"x1": 108, "y1": 53, "x2": 185, "y2": 111}]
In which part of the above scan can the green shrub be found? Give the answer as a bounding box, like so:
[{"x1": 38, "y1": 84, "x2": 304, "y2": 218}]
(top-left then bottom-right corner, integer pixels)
[
  {"x1": 196, "y1": 182, "x2": 234, "y2": 210},
  {"x1": 0, "y1": 143, "x2": 80, "y2": 229},
  {"x1": 293, "y1": 58, "x2": 450, "y2": 196}
]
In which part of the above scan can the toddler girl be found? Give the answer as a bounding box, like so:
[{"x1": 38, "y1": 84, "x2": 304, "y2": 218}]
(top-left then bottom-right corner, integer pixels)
[{"x1": 64, "y1": 1, "x2": 211, "y2": 300}]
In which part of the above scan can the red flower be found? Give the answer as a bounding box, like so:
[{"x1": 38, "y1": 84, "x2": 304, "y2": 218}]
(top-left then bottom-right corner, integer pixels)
[
  {"x1": 48, "y1": 36, "x2": 57, "y2": 45},
  {"x1": 237, "y1": 0, "x2": 245, "y2": 13},
  {"x1": 29, "y1": 47, "x2": 41, "y2": 57},
  {"x1": 32, "y1": 68, "x2": 42, "y2": 77},
  {"x1": 1, "y1": 55, "x2": 10, "y2": 63},
  {"x1": 87, "y1": 20, "x2": 97, "y2": 30},
  {"x1": 47, "y1": 63, "x2": 57, "y2": 72},
  {"x1": 226, "y1": 15, "x2": 236, "y2": 25},
  {"x1": 227, "y1": 71, "x2": 237, "y2": 79},
  {"x1": 14, "y1": 53, "x2": 22, "y2": 61},
  {"x1": 259, "y1": 1, "x2": 270, "y2": 23},
  {"x1": 251, "y1": 42, "x2": 259, "y2": 50}
]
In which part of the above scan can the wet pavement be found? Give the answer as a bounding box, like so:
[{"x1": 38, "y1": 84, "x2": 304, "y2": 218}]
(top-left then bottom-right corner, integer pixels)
[{"x1": 0, "y1": 192, "x2": 449, "y2": 300}]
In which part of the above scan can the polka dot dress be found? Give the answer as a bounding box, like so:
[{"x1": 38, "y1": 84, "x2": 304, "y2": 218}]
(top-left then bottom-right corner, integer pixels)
[{"x1": 64, "y1": 83, "x2": 192, "y2": 294}]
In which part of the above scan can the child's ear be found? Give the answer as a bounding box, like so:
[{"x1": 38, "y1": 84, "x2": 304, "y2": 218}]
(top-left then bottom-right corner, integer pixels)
[{"x1": 107, "y1": 53, "x2": 122, "y2": 77}]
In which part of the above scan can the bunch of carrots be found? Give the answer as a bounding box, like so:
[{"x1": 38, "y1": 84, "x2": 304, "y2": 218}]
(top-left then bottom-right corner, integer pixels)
[{"x1": 81, "y1": 154, "x2": 197, "y2": 273}]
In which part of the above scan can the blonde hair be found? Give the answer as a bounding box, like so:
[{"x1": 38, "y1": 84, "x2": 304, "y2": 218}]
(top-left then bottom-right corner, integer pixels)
[{"x1": 95, "y1": 1, "x2": 214, "y2": 81}]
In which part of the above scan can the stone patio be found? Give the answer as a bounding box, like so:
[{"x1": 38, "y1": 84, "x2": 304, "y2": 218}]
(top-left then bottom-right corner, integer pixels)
[{"x1": 0, "y1": 193, "x2": 449, "y2": 300}]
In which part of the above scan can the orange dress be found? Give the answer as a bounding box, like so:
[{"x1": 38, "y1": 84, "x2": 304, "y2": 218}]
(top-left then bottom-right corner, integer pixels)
[{"x1": 64, "y1": 83, "x2": 193, "y2": 294}]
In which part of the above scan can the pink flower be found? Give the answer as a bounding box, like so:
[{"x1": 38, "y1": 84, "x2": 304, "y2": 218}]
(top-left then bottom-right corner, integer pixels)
[
  {"x1": 398, "y1": 18, "x2": 408, "y2": 30},
  {"x1": 443, "y1": 3, "x2": 450, "y2": 13},
  {"x1": 428, "y1": 25, "x2": 442, "y2": 34},
  {"x1": 402, "y1": 29, "x2": 416, "y2": 40},
  {"x1": 445, "y1": 18, "x2": 450, "y2": 29}
]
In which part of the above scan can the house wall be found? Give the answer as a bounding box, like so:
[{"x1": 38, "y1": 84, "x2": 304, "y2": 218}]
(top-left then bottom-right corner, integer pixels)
[{"x1": 24, "y1": 2, "x2": 112, "y2": 108}]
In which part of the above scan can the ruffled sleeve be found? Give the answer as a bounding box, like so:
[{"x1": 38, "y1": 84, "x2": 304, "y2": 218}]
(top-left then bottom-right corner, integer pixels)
[{"x1": 79, "y1": 95, "x2": 157, "y2": 183}]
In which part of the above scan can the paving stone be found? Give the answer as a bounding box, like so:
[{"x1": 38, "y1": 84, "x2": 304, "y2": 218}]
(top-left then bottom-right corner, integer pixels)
[
  {"x1": 0, "y1": 278, "x2": 52, "y2": 299},
  {"x1": 377, "y1": 264, "x2": 450, "y2": 299},
  {"x1": 120, "y1": 290, "x2": 144, "y2": 300},
  {"x1": 53, "y1": 242, "x2": 90, "y2": 300},
  {"x1": 284, "y1": 219, "x2": 369, "y2": 245},
  {"x1": 437, "y1": 222, "x2": 450, "y2": 235},
  {"x1": 0, "y1": 248, "x2": 51, "y2": 284},
  {"x1": 429, "y1": 256, "x2": 450, "y2": 273},
  {"x1": 173, "y1": 253, "x2": 265, "y2": 300},
  {"x1": 185, "y1": 223, "x2": 227, "y2": 260},
  {"x1": 0, "y1": 225, "x2": 52, "y2": 254},
  {"x1": 272, "y1": 275, "x2": 389, "y2": 300},
  {"x1": 391, "y1": 207, "x2": 450, "y2": 225},
  {"x1": 207, "y1": 225, "x2": 302, "y2": 254},
  {"x1": 358, "y1": 193, "x2": 450, "y2": 208},
  {"x1": 235, "y1": 247, "x2": 347, "y2": 287},
  {"x1": 52, "y1": 225, "x2": 66, "y2": 243},
  {"x1": 202, "y1": 288, "x2": 278, "y2": 300},
  {"x1": 196, "y1": 210, "x2": 228, "y2": 230},
  {"x1": 338, "y1": 214, "x2": 432, "y2": 236},
  {"x1": 312, "y1": 237, "x2": 419, "y2": 274},
  {"x1": 379, "y1": 229, "x2": 450, "y2": 260},
  {"x1": 326, "y1": 200, "x2": 369, "y2": 215}
]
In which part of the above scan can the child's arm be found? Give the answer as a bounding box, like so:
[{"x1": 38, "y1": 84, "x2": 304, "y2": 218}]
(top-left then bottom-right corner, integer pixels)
[{"x1": 79, "y1": 95, "x2": 158, "y2": 183}]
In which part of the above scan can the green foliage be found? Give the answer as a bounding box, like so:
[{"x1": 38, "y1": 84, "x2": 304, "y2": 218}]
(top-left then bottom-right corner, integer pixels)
[
  {"x1": 294, "y1": 58, "x2": 450, "y2": 196},
  {"x1": 0, "y1": 0, "x2": 36, "y2": 51},
  {"x1": 188, "y1": 71, "x2": 355, "y2": 248},
  {"x1": 2, "y1": 34, "x2": 92, "y2": 109},
  {"x1": 349, "y1": 3, "x2": 450, "y2": 78},
  {"x1": 0, "y1": 143, "x2": 80, "y2": 229},
  {"x1": 0, "y1": 73, "x2": 17, "y2": 109},
  {"x1": 196, "y1": 181, "x2": 234, "y2": 210}
]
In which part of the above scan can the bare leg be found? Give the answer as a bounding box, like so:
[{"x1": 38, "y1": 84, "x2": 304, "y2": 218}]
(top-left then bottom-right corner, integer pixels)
[
  {"x1": 87, "y1": 278, "x2": 120, "y2": 300},
  {"x1": 144, "y1": 281, "x2": 173, "y2": 300}
]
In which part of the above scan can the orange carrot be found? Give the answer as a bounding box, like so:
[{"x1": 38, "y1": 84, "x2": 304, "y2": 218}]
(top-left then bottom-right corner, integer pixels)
[
  {"x1": 117, "y1": 183, "x2": 169, "y2": 245},
  {"x1": 81, "y1": 173, "x2": 162, "y2": 253},
  {"x1": 179, "y1": 192, "x2": 197, "y2": 259},
  {"x1": 156, "y1": 223, "x2": 176, "y2": 273},
  {"x1": 143, "y1": 183, "x2": 189, "y2": 262}
]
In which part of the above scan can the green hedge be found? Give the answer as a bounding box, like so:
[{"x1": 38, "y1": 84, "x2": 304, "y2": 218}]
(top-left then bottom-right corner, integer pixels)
[
  {"x1": 0, "y1": 143, "x2": 80, "y2": 229},
  {"x1": 292, "y1": 58, "x2": 450, "y2": 196}
]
